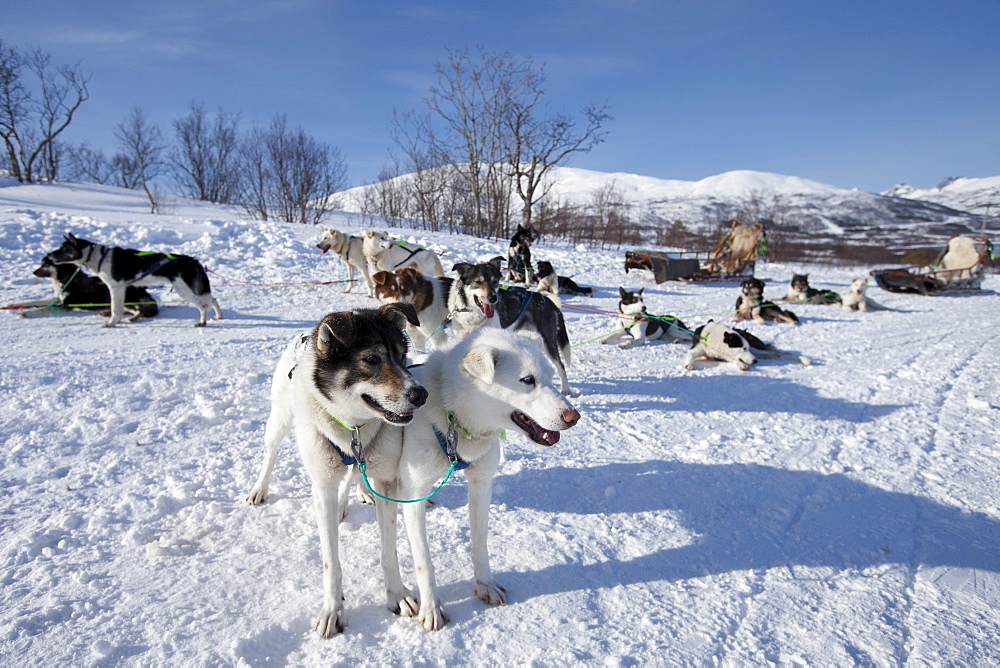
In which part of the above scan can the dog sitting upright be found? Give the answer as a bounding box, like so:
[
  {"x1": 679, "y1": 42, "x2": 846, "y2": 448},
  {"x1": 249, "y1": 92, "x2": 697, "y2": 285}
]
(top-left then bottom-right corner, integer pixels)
[
  {"x1": 736, "y1": 277, "x2": 800, "y2": 325},
  {"x1": 372, "y1": 267, "x2": 452, "y2": 349},
  {"x1": 506, "y1": 224, "x2": 536, "y2": 284},
  {"x1": 784, "y1": 273, "x2": 841, "y2": 306},
  {"x1": 45, "y1": 233, "x2": 222, "y2": 327},
  {"x1": 842, "y1": 277, "x2": 893, "y2": 312},
  {"x1": 246, "y1": 304, "x2": 428, "y2": 638},
  {"x1": 533, "y1": 260, "x2": 593, "y2": 298},
  {"x1": 21, "y1": 257, "x2": 159, "y2": 320},
  {"x1": 374, "y1": 327, "x2": 580, "y2": 631},
  {"x1": 602, "y1": 287, "x2": 692, "y2": 349},
  {"x1": 316, "y1": 227, "x2": 374, "y2": 297}
]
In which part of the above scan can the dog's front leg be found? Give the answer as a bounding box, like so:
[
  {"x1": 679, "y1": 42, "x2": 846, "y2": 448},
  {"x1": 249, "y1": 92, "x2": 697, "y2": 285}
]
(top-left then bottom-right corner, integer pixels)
[
  {"x1": 467, "y1": 447, "x2": 506, "y2": 606},
  {"x1": 401, "y1": 495, "x2": 448, "y2": 630},
  {"x1": 375, "y1": 494, "x2": 419, "y2": 617},
  {"x1": 312, "y1": 480, "x2": 347, "y2": 637}
]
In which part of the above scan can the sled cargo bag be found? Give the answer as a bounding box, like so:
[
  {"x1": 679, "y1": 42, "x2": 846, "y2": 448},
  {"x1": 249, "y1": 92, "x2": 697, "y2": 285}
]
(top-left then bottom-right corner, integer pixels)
[{"x1": 624, "y1": 251, "x2": 701, "y2": 283}]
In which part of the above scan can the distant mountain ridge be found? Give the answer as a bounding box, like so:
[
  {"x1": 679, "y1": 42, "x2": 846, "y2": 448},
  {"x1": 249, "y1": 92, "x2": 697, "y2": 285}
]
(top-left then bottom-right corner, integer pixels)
[{"x1": 338, "y1": 167, "x2": 996, "y2": 250}]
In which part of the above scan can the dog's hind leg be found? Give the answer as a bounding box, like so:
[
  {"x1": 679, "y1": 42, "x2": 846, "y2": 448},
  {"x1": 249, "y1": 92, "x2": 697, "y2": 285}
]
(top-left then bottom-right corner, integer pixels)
[{"x1": 101, "y1": 285, "x2": 126, "y2": 327}]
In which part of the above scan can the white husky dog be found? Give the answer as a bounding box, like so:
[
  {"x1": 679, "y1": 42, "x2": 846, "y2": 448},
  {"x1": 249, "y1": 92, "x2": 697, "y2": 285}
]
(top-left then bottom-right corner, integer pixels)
[
  {"x1": 316, "y1": 228, "x2": 374, "y2": 297},
  {"x1": 372, "y1": 327, "x2": 580, "y2": 631},
  {"x1": 842, "y1": 277, "x2": 893, "y2": 312},
  {"x1": 245, "y1": 304, "x2": 428, "y2": 638},
  {"x1": 364, "y1": 230, "x2": 446, "y2": 278}
]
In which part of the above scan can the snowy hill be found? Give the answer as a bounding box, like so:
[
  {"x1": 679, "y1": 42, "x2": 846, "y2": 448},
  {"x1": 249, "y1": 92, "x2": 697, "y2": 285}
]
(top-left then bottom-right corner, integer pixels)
[
  {"x1": 1, "y1": 180, "x2": 999, "y2": 665},
  {"x1": 341, "y1": 167, "x2": 992, "y2": 251},
  {"x1": 883, "y1": 175, "x2": 1000, "y2": 219}
]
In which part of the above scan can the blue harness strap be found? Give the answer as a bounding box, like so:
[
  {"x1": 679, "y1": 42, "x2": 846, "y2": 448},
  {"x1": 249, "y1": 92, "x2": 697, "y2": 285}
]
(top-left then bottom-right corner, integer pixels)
[{"x1": 432, "y1": 424, "x2": 470, "y2": 470}]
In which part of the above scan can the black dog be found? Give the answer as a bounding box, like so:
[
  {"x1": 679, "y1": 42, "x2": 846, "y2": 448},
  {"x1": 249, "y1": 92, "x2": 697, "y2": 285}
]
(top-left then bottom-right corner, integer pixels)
[
  {"x1": 736, "y1": 278, "x2": 800, "y2": 325},
  {"x1": 534, "y1": 260, "x2": 593, "y2": 297},
  {"x1": 784, "y1": 273, "x2": 841, "y2": 305},
  {"x1": 21, "y1": 257, "x2": 159, "y2": 320},
  {"x1": 506, "y1": 224, "x2": 537, "y2": 284}
]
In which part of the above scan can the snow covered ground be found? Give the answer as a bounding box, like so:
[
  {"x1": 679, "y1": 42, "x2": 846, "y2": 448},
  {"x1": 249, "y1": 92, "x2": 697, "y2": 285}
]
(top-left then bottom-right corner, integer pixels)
[{"x1": 1, "y1": 180, "x2": 998, "y2": 666}]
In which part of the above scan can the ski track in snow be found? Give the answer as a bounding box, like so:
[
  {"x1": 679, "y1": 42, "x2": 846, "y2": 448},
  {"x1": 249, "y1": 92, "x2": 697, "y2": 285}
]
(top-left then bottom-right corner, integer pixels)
[{"x1": 0, "y1": 181, "x2": 998, "y2": 666}]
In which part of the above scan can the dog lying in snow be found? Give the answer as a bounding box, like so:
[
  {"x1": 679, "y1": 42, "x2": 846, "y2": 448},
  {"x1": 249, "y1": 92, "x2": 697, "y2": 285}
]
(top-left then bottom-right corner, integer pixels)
[
  {"x1": 784, "y1": 273, "x2": 842, "y2": 306},
  {"x1": 533, "y1": 260, "x2": 593, "y2": 299},
  {"x1": 372, "y1": 267, "x2": 451, "y2": 349},
  {"x1": 602, "y1": 287, "x2": 692, "y2": 349},
  {"x1": 363, "y1": 230, "x2": 445, "y2": 278},
  {"x1": 842, "y1": 277, "x2": 894, "y2": 312},
  {"x1": 19, "y1": 256, "x2": 159, "y2": 320},
  {"x1": 316, "y1": 228, "x2": 374, "y2": 297},
  {"x1": 736, "y1": 277, "x2": 800, "y2": 325},
  {"x1": 245, "y1": 304, "x2": 428, "y2": 638},
  {"x1": 684, "y1": 321, "x2": 812, "y2": 370},
  {"x1": 374, "y1": 327, "x2": 580, "y2": 631}
]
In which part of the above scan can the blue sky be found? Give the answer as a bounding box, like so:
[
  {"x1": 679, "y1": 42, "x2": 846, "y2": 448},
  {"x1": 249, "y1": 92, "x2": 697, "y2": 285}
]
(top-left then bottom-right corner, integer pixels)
[{"x1": 5, "y1": 0, "x2": 998, "y2": 193}]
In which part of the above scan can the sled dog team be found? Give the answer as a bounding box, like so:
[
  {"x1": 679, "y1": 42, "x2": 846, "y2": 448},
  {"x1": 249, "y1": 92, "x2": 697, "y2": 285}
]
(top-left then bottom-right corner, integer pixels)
[{"x1": 23, "y1": 226, "x2": 898, "y2": 638}]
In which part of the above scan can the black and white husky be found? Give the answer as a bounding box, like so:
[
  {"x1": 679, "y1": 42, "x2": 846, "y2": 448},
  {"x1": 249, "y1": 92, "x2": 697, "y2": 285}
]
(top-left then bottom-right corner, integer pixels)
[
  {"x1": 374, "y1": 327, "x2": 580, "y2": 631},
  {"x1": 316, "y1": 227, "x2": 373, "y2": 297},
  {"x1": 736, "y1": 277, "x2": 800, "y2": 325},
  {"x1": 45, "y1": 234, "x2": 222, "y2": 327},
  {"x1": 446, "y1": 257, "x2": 573, "y2": 395},
  {"x1": 533, "y1": 260, "x2": 593, "y2": 298},
  {"x1": 684, "y1": 321, "x2": 812, "y2": 370},
  {"x1": 20, "y1": 257, "x2": 159, "y2": 320},
  {"x1": 246, "y1": 304, "x2": 428, "y2": 638},
  {"x1": 602, "y1": 287, "x2": 692, "y2": 349},
  {"x1": 506, "y1": 224, "x2": 536, "y2": 284}
]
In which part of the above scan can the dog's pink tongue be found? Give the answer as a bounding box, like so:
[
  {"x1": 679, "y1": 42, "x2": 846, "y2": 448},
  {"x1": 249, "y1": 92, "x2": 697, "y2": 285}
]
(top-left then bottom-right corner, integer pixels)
[
  {"x1": 542, "y1": 430, "x2": 560, "y2": 445},
  {"x1": 482, "y1": 302, "x2": 495, "y2": 319},
  {"x1": 319, "y1": 248, "x2": 328, "y2": 254}
]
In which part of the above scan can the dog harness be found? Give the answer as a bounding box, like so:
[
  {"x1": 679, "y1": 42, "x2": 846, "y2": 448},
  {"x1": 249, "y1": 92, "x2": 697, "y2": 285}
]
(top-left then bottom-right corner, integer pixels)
[{"x1": 432, "y1": 414, "x2": 471, "y2": 471}]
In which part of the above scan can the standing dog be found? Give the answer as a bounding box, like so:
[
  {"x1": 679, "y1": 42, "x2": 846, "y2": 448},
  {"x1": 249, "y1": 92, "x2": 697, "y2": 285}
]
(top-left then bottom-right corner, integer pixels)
[
  {"x1": 44, "y1": 234, "x2": 221, "y2": 327},
  {"x1": 245, "y1": 304, "x2": 428, "y2": 638},
  {"x1": 506, "y1": 224, "x2": 536, "y2": 284},
  {"x1": 316, "y1": 228, "x2": 374, "y2": 297},
  {"x1": 19, "y1": 257, "x2": 159, "y2": 320},
  {"x1": 372, "y1": 267, "x2": 452, "y2": 349},
  {"x1": 534, "y1": 260, "x2": 593, "y2": 298},
  {"x1": 736, "y1": 277, "x2": 800, "y2": 325},
  {"x1": 374, "y1": 328, "x2": 580, "y2": 631},
  {"x1": 447, "y1": 257, "x2": 572, "y2": 395},
  {"x1": 842, "y1": 277, "x2": 894, "y2": 312},
  {"x1": 602, "y1": 287, "x2": 692, "y2": 349},
  {"x1": 684, "y1": 320, "x2": 811, "y2": 370},
  {"x1": 784, "y1": 273, "x2": 842, "y2": 306},
  {"x1": 364, "y1": 231, "x2": 445, "y2": 278}
]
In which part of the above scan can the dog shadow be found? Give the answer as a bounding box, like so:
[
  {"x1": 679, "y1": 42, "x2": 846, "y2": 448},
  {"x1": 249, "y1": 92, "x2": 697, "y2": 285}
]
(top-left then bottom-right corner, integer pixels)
[
  {"x1": 495, "y1": 459, "x2": 1000, "y2": 597},
  {"x1": 576, "y1": 373, "x2": 903, "y2": 422}
]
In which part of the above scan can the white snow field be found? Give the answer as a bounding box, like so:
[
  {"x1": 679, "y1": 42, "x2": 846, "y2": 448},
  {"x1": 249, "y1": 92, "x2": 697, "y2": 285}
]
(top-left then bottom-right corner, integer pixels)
[{"x1": 1, "y1": 180, "x2": 998, "y2": 666}]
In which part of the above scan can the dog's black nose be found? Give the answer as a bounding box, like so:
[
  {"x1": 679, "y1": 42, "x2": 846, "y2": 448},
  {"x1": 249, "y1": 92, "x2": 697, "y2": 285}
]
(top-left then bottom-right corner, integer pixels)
[{"x1": 407, "y1": 385, "x2": 429, "y2": 408}]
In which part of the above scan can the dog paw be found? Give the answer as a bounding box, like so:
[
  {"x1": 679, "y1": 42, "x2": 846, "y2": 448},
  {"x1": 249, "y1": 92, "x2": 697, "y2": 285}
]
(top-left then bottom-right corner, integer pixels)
[
  {"x1": 246, "y1": 487, "x2": 268, "y2": 505},
  {"x1": 314, "y1": 604, "x2": 346, "y2": 638},
  {"x1": 475, "y1": 580, "x2": 507, "y2": 606},
  {"x1": 418, "y1": 603, "x2": 449, "y2": 631},
  {"x1": 387, "y1": 589, "x2": 419, "y2": 617}
]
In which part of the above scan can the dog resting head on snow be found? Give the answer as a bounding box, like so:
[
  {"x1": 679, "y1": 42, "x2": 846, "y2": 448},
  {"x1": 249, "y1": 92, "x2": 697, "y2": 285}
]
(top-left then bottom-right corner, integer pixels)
[
  {"x1": 378, "y1": 326, "x2": 580, "y2": 631},
  {"x1": 684, "y1": 321, "x2": 758, "y2": 371}
]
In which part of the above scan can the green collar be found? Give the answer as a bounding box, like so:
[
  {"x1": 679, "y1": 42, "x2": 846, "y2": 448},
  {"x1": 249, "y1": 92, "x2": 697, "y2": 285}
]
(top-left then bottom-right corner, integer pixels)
[{"x1": 446, "y1": 411, "x2": 505, "y2": 441}]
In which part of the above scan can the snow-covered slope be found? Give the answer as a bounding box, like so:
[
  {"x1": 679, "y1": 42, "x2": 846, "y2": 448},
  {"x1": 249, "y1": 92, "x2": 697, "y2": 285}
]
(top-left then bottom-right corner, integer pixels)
[
  {"x1": 884, "y1": 175, "x2": 1000, "y2": 217},
  {"x1": 1, "y1": 180, "x2": 999, "y2": 666}
]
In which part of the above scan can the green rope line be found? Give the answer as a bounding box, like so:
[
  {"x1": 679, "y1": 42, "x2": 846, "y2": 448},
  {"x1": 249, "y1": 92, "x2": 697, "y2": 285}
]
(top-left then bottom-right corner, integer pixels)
[{"x1": 356, "y1": 460, "x2": 458, "y2": 504}]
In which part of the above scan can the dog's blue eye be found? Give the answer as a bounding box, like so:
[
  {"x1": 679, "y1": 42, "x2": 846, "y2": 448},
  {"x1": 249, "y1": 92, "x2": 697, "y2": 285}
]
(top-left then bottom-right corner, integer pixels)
[{"x1": 520, "y1": 375, "x2": 535, "y2": 386}]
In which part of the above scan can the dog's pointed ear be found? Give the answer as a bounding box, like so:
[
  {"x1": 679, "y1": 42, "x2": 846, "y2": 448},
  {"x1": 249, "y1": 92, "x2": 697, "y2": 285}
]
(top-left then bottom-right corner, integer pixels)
[
  {"x1": 316, "y1": 312, "x2": 355, "y2": 355},
  {"x1": 379, "y1": 302, "x2": 420, "y2": 329},
  {"x1": 453, "y1": 262, "x2": 471, "y2": 278},
  {"x1": 638, "y1": 287, "x2": 644, "y2": 295},
  {"x1": 372, "y1": 270, "x2": 390, "y2": 286},
  {"x1": 399, "y1": 267, "x2": 418, "y2": 280},
  {"x1": 462, "y1": 345, "x2": 498, "y2": 384},
  {"x1": 488, "y1": 256, "x2": 504, "y2": 271},
  {"x1": 619, "y1": 287, "x2": 628, "y2": 300}
]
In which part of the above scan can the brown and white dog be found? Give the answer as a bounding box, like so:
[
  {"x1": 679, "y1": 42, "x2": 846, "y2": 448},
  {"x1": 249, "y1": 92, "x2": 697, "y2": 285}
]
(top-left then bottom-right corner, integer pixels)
[
  {"x1": 372, "y1": 267, "x2": 452, "y2": 349},
  {"x1": 316, "y1": 228, "x2": 373, "y2": 297},
  {"x1": 736, "y1": 277, "x2": 800, "y2": 325}
]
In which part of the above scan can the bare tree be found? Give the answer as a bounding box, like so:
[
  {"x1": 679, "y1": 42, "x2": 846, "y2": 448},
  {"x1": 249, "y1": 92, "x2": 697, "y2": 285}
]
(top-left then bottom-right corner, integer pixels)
[
  {"x1": 114, "y1": 106, "x2": 167, "y2": 212},
  {"x1": 235, "y1": 114, "x2": 348, "y2": 224},
  {"x1": 171, "y1": 101, "x2": 241, "y2": 203},
  {"x1": 64, "y1": 143, "x2": 115, "y2": 184},
  {"x1": 0, "y1": 40, "x2": 89, "y2": 182}
]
